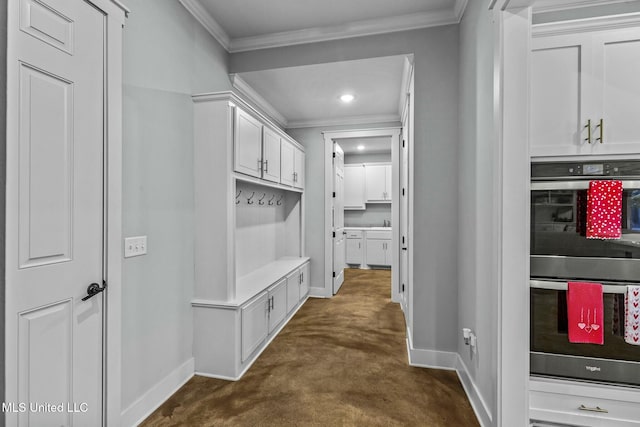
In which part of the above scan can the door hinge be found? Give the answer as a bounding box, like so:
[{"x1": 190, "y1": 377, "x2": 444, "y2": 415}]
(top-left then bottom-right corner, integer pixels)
[
  {"x1": 402, "y1": 284, "x2": 405, "y2": 292},
  {"x1": 333, "y1": 271, "x2": 336, "y2": 278},
  {"x1": 333, "y1": 192, "x2": 336, "y2": 198},
  {"x1": 333, "y1": 152, "x2": 336, "y2": 158},
  {"x1": 402, "y1": 236, "x2": 405, "y2": 244},
  {"x1": 333, "y1": 231, "x2": 336, "y2": 238},
  {"x1": 402, "y1": 188, "x2": 405, "y2": 196},
  {"x1": 402, "y1": 140, "x2": 405, "y2": 148}
]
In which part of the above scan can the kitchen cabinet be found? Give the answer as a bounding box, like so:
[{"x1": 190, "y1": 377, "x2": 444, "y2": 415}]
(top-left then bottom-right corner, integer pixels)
[
  {"x1": 241, "y1": 292, "x2": 268, "y2": 362},
  {"x1": 234, "y1": 108, "x2": 263, "y2": 178},
  {"x1": 345, "y1": 230, "x2": 364, "y2": 265},
  {"x1": 267, "y1": 279, "x2": 287, "y2": 334},
  {"x1": 365, "y1": 230, "x2": 392, "y2": 267},
  {"x1": 294, "y1": 146, "x2": 305, "y2": 189},
  {"x1": 365, "y1": 164, "x2": 392, "y2": 202},
  {"x1": 281, "y1": 141, "x2": 305, "y2": 189},
  {"x1": 286, "y1": 269, "x2": 299, "y2": 314},
  {"x1": 262, "y1": 126, "x2": 281, "y2": 183},
  {"x1": 299, "y1": 262, "x2": 310, "y2": 298},
  {"x1": 344, "y1": 164, "x2": 366, "y2": 209},
  {"x1": 531, "y1": 25, "x2": 640, "y2": 157}
]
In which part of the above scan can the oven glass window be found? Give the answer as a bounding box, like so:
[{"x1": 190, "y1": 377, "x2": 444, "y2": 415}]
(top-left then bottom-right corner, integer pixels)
[{"x1": 531, "y1": 189, "x2": 640, "y2": 258}]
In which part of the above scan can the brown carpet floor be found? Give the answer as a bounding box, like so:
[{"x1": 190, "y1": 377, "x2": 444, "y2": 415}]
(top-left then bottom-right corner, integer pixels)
[{"x1": 141, "y1": 269, "x2": 480, "y2": 426}]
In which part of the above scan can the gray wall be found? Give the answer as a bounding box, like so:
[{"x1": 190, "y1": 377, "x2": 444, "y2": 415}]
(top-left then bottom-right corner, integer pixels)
[
  {"x1": 121, "y1": 0, "x2": 231, "y2": 412},
  {"x1": 0, "y1": 2, "x2": 6, "y2": 423},
  {"x1": 458, "y1": 0, "x2": 496, "y2": 419},
  {"x1": 344, "y1": 152, "x2": 392, "y2": 228},
  {"x1": 249, "y1": 26, "x2": 460, "y2": 352}
]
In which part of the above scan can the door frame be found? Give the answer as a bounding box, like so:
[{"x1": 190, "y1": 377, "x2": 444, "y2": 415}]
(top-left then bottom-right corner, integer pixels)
[
  {"x1": 321, "y1": 127, "x2": 402, "y2": 301},
  {"x1": 4, "y1": 1, "x2": 128, "y2": 425}
]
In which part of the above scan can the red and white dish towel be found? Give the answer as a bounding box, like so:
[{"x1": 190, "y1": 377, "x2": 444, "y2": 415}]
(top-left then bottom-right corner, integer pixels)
[
  {"x1": 586, "y1": 180, "x2": 622, "y2": 240},
  {"x1": 567, "y1": 282, "x2": 604, "y2": 345},
  {"x1": 625, "y1": 286, "x2": 640, "y2": 345}
]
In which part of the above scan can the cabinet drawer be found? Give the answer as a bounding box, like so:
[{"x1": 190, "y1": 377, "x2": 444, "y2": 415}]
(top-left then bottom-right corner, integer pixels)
[
  {"x1": 346, "y1": 230, "x2": 363, "y2": 239},
  {"x1": 366, "y1": 230, "x2": 391, "y2": 240},
  {"x1": 530, "y1": 389, "x2": 640, "y2": 426}
]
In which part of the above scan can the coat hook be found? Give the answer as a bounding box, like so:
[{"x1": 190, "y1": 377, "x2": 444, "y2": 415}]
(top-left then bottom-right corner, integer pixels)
[
  {"x1": 276, "y1": 195, "x2": 283, "y2": 206},
  {"x1": 236, "y1": 189, "x2": 242, "y2": 204},
  {"x1": 258, "y1": 193, "x2": 266, "y2": 205},
  {"x1": 268, "y1": 194, "x2": 276, "y2": 205},
  {"x1": 247, "y1": 191, "x2": 255, "y2": 205}
]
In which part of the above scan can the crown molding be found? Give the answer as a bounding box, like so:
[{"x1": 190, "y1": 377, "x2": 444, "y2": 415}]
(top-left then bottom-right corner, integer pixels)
[
  {"x1": 178, "y1": 0, "x2": 231, "y2": 50},
  {"x1": 533, "y1": 11, "x2": 640, "y2": 36},
  {"x1": 229, "y1": 10, "x2": 459, "y2": 52},
  {"x1": 287, "y1": 114, "x2": 401, "y2": 130},
  {"x1": 533, "y1": 0, "x2": 633, "y2": 13},
  {"x1": 229, "y1": 74, "x2": 288, "y2": 128},
  {"x1": 454, "y1": 0, "x2": 469, "y2": 20}
]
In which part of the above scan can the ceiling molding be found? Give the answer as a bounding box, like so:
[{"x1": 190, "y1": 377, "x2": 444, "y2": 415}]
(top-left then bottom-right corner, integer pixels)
[
  {"x1": 229, "y1": 74, "x2": 288, "y2": 128},
  {"x1": 454, "y1": 0, "x2": 469, "y2": 20},
  {"x1": 229, "y1": 10, "x2": 459, "y2": 52},
  {"x1": 287, "y1": 114, "x2": 401, "y2": 130},
  {"x1": 533, "y1": 0, "x2": 633, "y2": 13},
  {"x1": 532, "y1": 12, "x2": 640, "y2": 36},
  {"x1": 178, "y1": 0, "x2": 231, "y2": 50}
]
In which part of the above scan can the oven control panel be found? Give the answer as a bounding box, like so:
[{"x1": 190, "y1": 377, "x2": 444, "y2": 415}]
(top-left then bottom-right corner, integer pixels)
[{"x1": 532, "y1": 161, "x2": 638, "y2": 179}]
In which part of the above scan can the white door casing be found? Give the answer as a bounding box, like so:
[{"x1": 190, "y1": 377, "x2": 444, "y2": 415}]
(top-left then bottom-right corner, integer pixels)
[
  {"x1": 400, "y1": 98, "x2": 410, "y2": 311},
  {"x1": 5, "y1": 0, "x2": 114, "y2": 425},
  {"x1": 332, "y1": 143, "x2": 345, "y2": 294}
]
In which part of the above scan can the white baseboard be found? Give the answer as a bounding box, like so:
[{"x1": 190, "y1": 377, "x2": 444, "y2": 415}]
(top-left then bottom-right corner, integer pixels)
[
  {"x1": 455, "y1": 355, "x2": 492, "y2": 427},
  {"x1": 405, "y1": 335, "x2": 492, "y2": 427},
  {"x1": 309, "y1": 286, "x2": 331, "y2": 298},
  {"x1": 121, "y1": 357, "x2": 195, "y2": 427}
]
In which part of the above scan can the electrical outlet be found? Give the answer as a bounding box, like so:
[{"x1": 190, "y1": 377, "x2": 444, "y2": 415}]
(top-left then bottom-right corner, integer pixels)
[{"x1": 124, "y1": 236, "x2": 147, "y2": 258}]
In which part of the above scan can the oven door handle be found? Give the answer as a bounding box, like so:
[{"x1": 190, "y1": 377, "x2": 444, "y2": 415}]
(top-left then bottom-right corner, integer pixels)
[
  {"x1": 530, "y1": 279, "x2": 628, "y2": 294},
  {"x1": 531, "y1": 180, "x2": 640, "y2": 190}
]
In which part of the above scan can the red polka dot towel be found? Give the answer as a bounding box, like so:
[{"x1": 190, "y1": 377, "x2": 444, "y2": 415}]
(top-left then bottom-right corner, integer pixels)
[
  {"x1": 625, "y1": 286, "x2": 640, "y2": 346},
  {"x1": 586, "y1": 180, "x2": 622, "y2": 240}
]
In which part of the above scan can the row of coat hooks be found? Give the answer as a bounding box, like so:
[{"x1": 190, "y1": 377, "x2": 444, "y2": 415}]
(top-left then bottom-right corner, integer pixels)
[{"x1": 236, "y1": 190, "x2": 283, "y2": 205}]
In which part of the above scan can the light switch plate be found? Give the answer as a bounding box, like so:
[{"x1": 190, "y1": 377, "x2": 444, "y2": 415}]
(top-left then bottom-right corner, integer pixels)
[{"x1": 124, "y1": 236, "x2": 147, "y2": 258}]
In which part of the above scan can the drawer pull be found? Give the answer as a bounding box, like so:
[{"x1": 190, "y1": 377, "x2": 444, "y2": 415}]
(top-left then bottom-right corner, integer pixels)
[{"x1": 578, "y1": 404, "x2": 608, "y2": 414}]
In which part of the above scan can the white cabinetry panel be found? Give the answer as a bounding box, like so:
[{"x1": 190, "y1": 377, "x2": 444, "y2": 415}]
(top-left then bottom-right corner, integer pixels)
[
  {"x1": 234, "y1": 108, "x2": 263, "y2": 178},
  {"x1": 366, "y1": 239, "x2": 387, "y2": 266},
  {"x1": 346, "y1": 238, "x2": 363, "y2": 265},
  {"x1": 294, "y1": 147, "x2": 305, "y2": 189},
  {"x1": 286, "y1": 270, "x2": 299, "y2": 314},
  {"x1": 281, "y1": 141, "x2": 295, "y2": 187},
  {"x1": 344, "y1": 164, "x2": 366, "y2": 209},
  {"x1": 241, "y1": 292, "x2": 268, "y2": 362},
  {"x1": 268, "y1": 280, "x2": 287, "y2": 333},
  {"x1": 365, "y1": 164, "x2": 391, "y2": 202},
  {"x1": 262, "y1": 126, "x2": 281, "y2": 183}
]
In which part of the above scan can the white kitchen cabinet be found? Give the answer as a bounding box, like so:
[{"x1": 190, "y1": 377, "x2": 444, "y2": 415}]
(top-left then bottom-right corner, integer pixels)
[
  {"x1": 234, "y1": 108, "x2": 263, "y2": 178},
  {"x1": 280, "y1": 141, "x2": 295, "y2": 187},
  {"x1": 366, "y1": 230, "x2": 391, "y2": 267},
  {"x1": 267, "y1": 279, "x2": 287, "y2": 334},
  {"x1": 262, "y1": 126, "x2": 281, "y2": 183},
  {"x1": 531, "y1": 24, "x2": 640, "y2": 157},
  {"x1": 344, "y1": 164, "x2": 366, "y2": 209},
  {"x1": 345, "y1": 230, "x2": 364, "y2": 265},
  {"x1": 241, "y1": 292, "x2": 268, "y2": 362},
  {"x1": 299, "y1": 262, "x2": 310, "y2": 298},
  {"x1": 294, "y1": 146, "x2": 305, "y2": 189},
  {"x1": 365, "y1": 164, "x2": 392, "y2": 202},
  {"x1": 286, "y1": 269, "x2": 299, "y2": 314}
]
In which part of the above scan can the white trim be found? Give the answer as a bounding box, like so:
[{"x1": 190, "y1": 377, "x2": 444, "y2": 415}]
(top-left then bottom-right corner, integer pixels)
[
  {"x1": 455, "y1": 0, "x2": 470, "y2": 20},
  {"x1": 405, "y1": 338, "x2": 458, "y2": 370},
  {"x1": 120, "y1": 358, "x2": 195, "y2": 427},
  {"x1": 228, "y1": 10, "x2": 459, "y2": 52},
  {"x1": 288, "y1": 114, "x2": 400, "y2": 130},
  {"x1": 109, "y1": 0, "x2": 131, "y2": 16},
  {"x1": 178, "y1": 0, "x2": 231, "y2": 50},
  {"x1": 533, "y1": 0, "x2": 634, "y2": 14},
  {"x1": 308, "y1": 286, "x2": 332, "y2": 298},
  {"x1": 398, "y1": 56, "x2": 414, "y2": 120},
  {"x1": 456, "y1": 356, "x2": 493, "y2": 427},
  {"x1": 532, "y1": 12, "x2": 640, "y2": 36},
  {"x1": 229, "y1": 74, "x2": 288, "y2": 128}
]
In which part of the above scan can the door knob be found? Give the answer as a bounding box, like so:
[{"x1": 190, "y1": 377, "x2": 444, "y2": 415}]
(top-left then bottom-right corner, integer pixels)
[{"x1": 82, "y1": 281, "x2": 106, "y2": 301}]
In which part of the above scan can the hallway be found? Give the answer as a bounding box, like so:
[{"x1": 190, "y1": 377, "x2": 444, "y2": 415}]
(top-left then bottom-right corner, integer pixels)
[{"x1": 142, "y1": 269, "x2": 479, "y2": 426}]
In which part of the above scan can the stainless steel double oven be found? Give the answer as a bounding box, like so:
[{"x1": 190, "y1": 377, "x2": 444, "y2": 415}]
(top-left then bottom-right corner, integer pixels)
[{"x1": 530, "y1": 160, "x2": 640, "y2": 386}]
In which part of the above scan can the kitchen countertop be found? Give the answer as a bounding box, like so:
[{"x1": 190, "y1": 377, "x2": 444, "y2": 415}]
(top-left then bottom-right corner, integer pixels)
[{"x1": 344, "y1": 226, "x2": 392, "y2": 231}]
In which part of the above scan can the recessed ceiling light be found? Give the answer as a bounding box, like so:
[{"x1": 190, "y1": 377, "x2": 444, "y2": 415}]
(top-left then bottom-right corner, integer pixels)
[
  {"x1": 340, "y1": 94, "x2": 355, "y2": 103},
  {"x1": 357, "y1": 145, "x2": 365, "y2": 150}
]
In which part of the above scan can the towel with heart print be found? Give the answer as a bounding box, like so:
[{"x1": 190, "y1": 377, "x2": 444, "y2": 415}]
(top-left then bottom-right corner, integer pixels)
[
  {"x1": 625, "y1": 286, "x2": 640, "y2": 346},
  {"x1": 567, "y1": 282, "x2": 604, "y2": 345},
  {"x1": 586, "y1": 180, "x2": 622, "y2": 239}
]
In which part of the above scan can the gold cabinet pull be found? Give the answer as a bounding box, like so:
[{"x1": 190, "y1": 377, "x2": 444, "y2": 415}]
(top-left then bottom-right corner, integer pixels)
[
  {"x1": 596, "y1": 118, "x2": 604, "y2": 144},
  {"x1": 578, "y1": 404, "x2": 608, "y2": 413},
  {"x1": 585, "y1": 119, "x2": 592, "y2": 144}
]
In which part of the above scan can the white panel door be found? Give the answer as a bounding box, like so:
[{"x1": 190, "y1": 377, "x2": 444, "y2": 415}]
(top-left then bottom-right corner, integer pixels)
[
  {"x1": 262, "y1": 126, "x2": 281, "y2": 183},
  {"x1": 294, "y1": 147, "x2": 305, "y2": 189},
  {"x1": 400, "y1": 125, "x2": 409, "y2": 309},
  {"x1": 365, "y1": 164, "x2": 387, "y2": 201},
  {"x1": 286, "y1": 270, "x2": 300, "y2": 314},
  {"x1": 346, "y1": 238, "x2": 363, "y2": 265},
  {"x1": 268, "y1": 280, "x2": 288, "y2": 333},
  {"x1": 344, "y1": 164, "x2": 366, "y2": 209},
  {"x1": 280, "y1": 140, "x2": 295, "y2": 186},
  {"x1": 241, "y1": 292, "x2": 269, "y2": 362},
  {"x1": 333, "y1": 144, "x2": 345, "y2": 294},
  {"x1": 6, "y1": 0, "x2": 105, "y2": 425},
  {"x1": 234, "y1": 108, "x2": 263, "y2": 178}
]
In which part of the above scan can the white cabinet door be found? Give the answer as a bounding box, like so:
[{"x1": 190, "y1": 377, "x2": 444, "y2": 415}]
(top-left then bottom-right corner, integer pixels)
[
  {"x1": 262, "y1": 126, "x2": 281, "y2": 183},
  {"x1": 346, "y1": 238, "x2": 363, "y2": 265},
  {"x1": 268, "y1": 279, "x2": 287, "y2": 333},
  {"x1": 234, "y1": 108, "x2": 263, "y2": 178},
  {"x1": 280, "y1": 140, "x2": 295, "y2": 186},
  {"x1": 241, "y1": 292, "x2": 269, "y2": 362},
  {"x1": 384, "y1": 164, "x2": 392, "y2": 200},
  {"x1": 286, "y1": 270, "x2": 299, "y2": 314},
  {"x1": 294, "y1": 147, "x2": 305, "y2": 189},
  {"x1": 344, "y1": 164, "x2": 366, "y2": 209},
  {"x1": 365, "y1": 164, "x2": 387, "y2": 201},
  {"x1": 366, "y1": 239, "x2": 387, "y2": 265},
  {"x1": 300, "y1": 263, "x2": 310, "y2": 299}
]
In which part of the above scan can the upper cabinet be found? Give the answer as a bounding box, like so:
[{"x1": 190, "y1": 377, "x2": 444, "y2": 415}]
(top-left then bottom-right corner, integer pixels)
[
  {"x1": 234, "y1": 108, "x2": 263, "y2": 178},
  {"x1": 294, "y1": 146, "x2": 305, "y2": 189},
  {"x1": 531, "y1": 23, "x2": 640, "y2": 158},
  {"x1": 262, "y1": 126, "x2": 281, "y2": 184},
  {"x1": 365, "y1": 164, "x2": 392, "y2": 202},
  {"x1": 344, "y1": 164, "x2": 366, "y2": 210},
  {"x1": 281, "y1": 140, "x2": 304, "y2": 189}
]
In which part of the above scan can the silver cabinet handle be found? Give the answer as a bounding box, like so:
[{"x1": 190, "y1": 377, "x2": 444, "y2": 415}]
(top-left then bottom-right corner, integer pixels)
[
  {"x1": 264, "y1": 159, "x2": 268, "y2": 173},
  {"x1": 257, "y1": 158, "x2": 263, "y2": 172},
  {"x1": 578, "y1": 404, "x2": 608, "y2": 413},
  {"x1": 596, "y1": 118, "x2": 604, "y2": 144}
]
